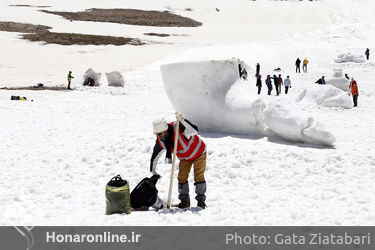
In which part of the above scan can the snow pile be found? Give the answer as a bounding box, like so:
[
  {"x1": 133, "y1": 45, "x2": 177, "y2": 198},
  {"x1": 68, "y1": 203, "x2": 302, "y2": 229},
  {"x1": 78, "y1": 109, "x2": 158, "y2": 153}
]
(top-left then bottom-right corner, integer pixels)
[
  {"x1": 106, "y1": 71, "x2": 125, "y2": 87},
  {"x1": 83, "y1": 68, "x2": 101, "y2": 86},
  {"x1": 161, "y1": 60, "x2": 335, "y2": 145},
  {"x1": 325, "y1": 68, "x2": 350, "y2": 91},
  {"x1": 334, "y1": 53, "x2": 365, "y2": 63},
  {"x1": 263, "y1": 100, "x2": 335, "y2": 145},
  {"x1": 296, "y1": 85, "x2": 352, "y2": 109},
  {"x1": 333, "y1": 68, "x2": 342, "y2": 77}
]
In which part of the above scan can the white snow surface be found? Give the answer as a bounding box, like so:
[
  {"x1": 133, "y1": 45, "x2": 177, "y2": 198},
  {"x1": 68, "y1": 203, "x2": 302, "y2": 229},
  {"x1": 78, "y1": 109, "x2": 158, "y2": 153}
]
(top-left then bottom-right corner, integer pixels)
[
  {"x1": 1, "y1": 0, "x2": 375, "y2": 226},
  {"x1": 296, "y1": 85, "x2": 353, "y2": 109}
]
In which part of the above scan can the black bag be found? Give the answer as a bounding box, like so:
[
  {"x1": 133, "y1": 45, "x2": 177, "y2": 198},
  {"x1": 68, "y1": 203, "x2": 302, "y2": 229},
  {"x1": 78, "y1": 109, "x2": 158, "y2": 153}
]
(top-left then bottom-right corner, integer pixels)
[{"x1": 130, "y1": 174, "x2": 160, "y2": 209}]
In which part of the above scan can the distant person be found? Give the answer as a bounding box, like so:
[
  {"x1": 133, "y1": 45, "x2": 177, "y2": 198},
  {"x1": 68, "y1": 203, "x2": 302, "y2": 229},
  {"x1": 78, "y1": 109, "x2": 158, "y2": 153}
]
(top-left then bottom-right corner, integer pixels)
[
  {"x1": 315, "y1": 76, "x2": 326, "y2": 85},
  {"x1": 284, "y1": 75, "x2": 291, "y2": 94},
  {"x1": 344, "y1": 73, "x2": 350, "y2": 80},
  {"x1": 349, "y1": 78, "x2": 359, "y2": 107},
  {"x1": 255, "y1": 63, "x2": 260, "y2": 77},
  {"x1": 88, "y1": 77, "x2": 95, "y2": 86},
  {"x1": 256, "y1": 75, "x2": 262, "y2": 95},
  {"x1": 365, "y1": 48, "x2": 370, "y2": 60},
  {"x1": 295, "y1": 58, "x2": 301, "y2": 73},
  {"x1": 67, "y1": 71, "x2": 74, "y2": 90},
  {"x1": 303, "y1": 58, "x2": 309, "y2": 73},
  {"x1": 273, "y1": 74, "x2": 279, "y2": 95},
  {"x1": 265, "y1": 75, "x2": 273, "y2": 95},
  {"x1": 278, "y1": 74, "x2": 283, "y2": 94}
]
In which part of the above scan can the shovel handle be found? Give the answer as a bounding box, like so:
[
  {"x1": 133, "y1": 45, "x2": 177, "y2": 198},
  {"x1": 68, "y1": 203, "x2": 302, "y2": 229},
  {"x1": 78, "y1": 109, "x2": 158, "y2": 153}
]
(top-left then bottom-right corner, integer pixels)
[{"x1": 167, "y1": 119, "x2": 180, "y2": 208}]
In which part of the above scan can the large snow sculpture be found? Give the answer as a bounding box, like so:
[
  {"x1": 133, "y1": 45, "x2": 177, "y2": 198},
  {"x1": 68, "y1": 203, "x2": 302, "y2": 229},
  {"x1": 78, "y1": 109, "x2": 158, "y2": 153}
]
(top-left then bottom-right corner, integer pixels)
[
  {"x1": 106, "y1": 71, "x2": 125, "y2": 87},
  {"x1": 161, "y1": 59, "x2": 335, "y2": 145},
  {"x1": 296, "y1": 85, "x2": 352, "y2": 109}
]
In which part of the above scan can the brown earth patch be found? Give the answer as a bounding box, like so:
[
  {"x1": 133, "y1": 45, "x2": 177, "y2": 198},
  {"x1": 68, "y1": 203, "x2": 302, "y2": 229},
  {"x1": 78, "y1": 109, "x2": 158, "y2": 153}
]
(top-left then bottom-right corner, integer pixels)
[
  {"x1": 41, "y1": 8, "x2": 202, "y2": 27},
  {"x1": 144, "y1": 33, "x2": 170, "y2": 37},
  {"x1": 0, "y1": 21, "x2": 50, "y2": 33},
  {"x1": 9, "y1": 4, "x2": 51, "y2": 8},
  {"x1": 0, "y1": 21, "x2": 144, "y2": 46},
  {"x1": 22, "y1": 32, "x2": 144, "y2": 46}
]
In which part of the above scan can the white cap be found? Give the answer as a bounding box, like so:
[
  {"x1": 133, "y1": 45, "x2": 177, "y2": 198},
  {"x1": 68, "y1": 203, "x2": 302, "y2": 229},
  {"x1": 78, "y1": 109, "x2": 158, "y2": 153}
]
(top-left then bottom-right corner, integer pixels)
[{"x1": 153, "y1": 118, "x2": 168, "y2": 134}]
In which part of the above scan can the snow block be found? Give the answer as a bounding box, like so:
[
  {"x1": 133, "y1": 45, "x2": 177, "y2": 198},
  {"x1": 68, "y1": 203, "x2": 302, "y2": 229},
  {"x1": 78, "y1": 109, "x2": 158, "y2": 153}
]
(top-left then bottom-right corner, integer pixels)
[
  {"x1": 296, "y1": 85, "x2": 352, "y2": 109},
  {"x1": 332, "y1": 68, "x2": 342, "y2": 77},
  {"x1": 161, "y1": 59, "x2": 335, "y2": 145},
  {"x1": 106, "y1": 71, "x2": 125, "y2": 87},
  {"x1": 334, "y1": 53, "x2": 365, "y2": 63},
  {"x1": 263, "y1": 100, "x2": 335, "y2": 145},
  {"x1": 325, "y1": 76, "x2": 350, "y2": 92},
  {"x1": 83, "y1": 68, "x2": 101, "y2": 86}
]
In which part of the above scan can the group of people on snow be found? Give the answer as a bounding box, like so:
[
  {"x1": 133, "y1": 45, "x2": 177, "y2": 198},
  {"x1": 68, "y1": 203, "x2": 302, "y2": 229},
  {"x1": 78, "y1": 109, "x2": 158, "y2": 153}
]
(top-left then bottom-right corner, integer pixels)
[
  {"x1": 257, "y1": 74, "x2": 292, "y2": 96},
  {"x1": 295, "y1": 57, "x2": 309, "y2": 73}
]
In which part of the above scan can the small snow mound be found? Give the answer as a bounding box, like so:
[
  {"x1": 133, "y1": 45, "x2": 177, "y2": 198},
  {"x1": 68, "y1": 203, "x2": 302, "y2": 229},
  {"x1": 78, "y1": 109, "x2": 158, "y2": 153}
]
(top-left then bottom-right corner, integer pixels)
[
  {"x1": 83, "y1": 68, "x2": 101, "y2": 86},
  {"x1": 106, "y1": 71, "x2": 125, "y2": 87},
  {"x1": 296, "y1": 85, "x2": 352, "y2": 109},
  {"x1": 334, "y1": 53, "x2": 365, "y2": 63},
  {"x1": 332, "y1": 68, "x2": 342, "y2": 77}
]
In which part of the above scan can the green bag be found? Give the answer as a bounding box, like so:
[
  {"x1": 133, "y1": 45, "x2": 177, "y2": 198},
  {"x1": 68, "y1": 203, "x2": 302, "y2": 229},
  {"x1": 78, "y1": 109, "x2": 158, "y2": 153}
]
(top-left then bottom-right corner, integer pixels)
[{"x1": 105, "y1": 175, "x2": 131, "y2": 215}]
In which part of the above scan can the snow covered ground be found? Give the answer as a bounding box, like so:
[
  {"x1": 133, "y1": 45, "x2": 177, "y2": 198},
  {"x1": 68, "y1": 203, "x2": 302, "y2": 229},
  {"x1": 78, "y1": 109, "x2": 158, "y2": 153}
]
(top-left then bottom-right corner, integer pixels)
[{"x1": 0, "y1": 0, "x2": 375, "y2": 226}]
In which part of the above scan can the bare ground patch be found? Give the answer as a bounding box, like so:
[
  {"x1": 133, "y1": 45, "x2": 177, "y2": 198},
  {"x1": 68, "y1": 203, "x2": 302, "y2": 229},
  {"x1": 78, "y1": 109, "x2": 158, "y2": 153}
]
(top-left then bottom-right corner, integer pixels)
[
  {"x1": 9, "y1": 4, "x2": 51, "y2": 8},
  {"x1": 0, "y1": 21, "x2": 50, "y2": 33},
  {"x1": 0, "y1": 21, "x2": 144, "y2": 46},
  {"x1": 22, "y1": 32, "x2": 144, "y2": 46},
  {"x1": 41, "y1": 8, "x2": 202, "y2": 27},
  {"x1": 144, "y1": 33, "x2": 170, "y2": 37}
]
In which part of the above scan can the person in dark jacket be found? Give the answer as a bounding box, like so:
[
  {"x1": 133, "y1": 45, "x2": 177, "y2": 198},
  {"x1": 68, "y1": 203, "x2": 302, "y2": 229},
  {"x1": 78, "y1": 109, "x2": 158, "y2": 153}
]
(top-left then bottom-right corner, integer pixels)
[
  {"x1": 365, "y1": 48, "x2": 370, "y2": 60},
  {"x1": 344, "y1": 73, "x2": 350, "y2": 80},
  {"x1": 273, "y1": 74, "x2": 279, "y2": 95},
  {"x1": 256, "y1": 75, "x2": 262, "y2": 94},
  {"x1": 295, "y1": 58, "x2": 301, "y2": 73},
  {"x1": 315, "y1": 76, "x2": 326, "y2": 85},
  {"x1": 150, "y1": 113, "x2": 207, "y2": 209},
  {"x1": 255, "y1": 63, "x2": 260, "y2": 77},
  {"x1": 265, "y1": 75, "x2": 273, "y2": 95}
]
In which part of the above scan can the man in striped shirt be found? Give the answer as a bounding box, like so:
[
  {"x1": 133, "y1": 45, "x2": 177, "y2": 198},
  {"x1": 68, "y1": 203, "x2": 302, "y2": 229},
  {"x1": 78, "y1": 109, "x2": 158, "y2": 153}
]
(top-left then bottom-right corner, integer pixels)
[{"x1": 150, "y1": 113, "x2": 207, "y2": 209}]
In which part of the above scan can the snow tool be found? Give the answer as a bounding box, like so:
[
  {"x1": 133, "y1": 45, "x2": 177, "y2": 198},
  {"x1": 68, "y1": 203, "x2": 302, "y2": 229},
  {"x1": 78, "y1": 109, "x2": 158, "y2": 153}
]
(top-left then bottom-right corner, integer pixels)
[{"x1": 167, "y1": 114, "x2": 180, "y2": 209}]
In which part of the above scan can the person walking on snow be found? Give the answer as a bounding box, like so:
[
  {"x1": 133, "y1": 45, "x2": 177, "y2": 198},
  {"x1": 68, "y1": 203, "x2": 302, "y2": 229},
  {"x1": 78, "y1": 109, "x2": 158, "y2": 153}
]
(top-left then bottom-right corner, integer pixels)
[
  {"x1": 349, "y1": 78, "x2": 359, "y2": 107},
  {"x1": 266, "y1": 75, "x2": 273, "y2": 95},
  {"x1": 284, "y1": 75, "x2": 291, "y2": 94},
  {"x1": 295, "y1": 58, "x2": 301, "y2": 73},
  {"x1": 278, "y1": 74, "x2": 283, "y2": 94},
  {"x1": 255, "y1": 63, "x2": 260, "y2": 77},
  {"x1": 273, "y1": 75, "x2": 279, "y2": 95},
  {"x1": 150, "y1": 113, "x2": 207, "y2": 209},
  {"x1": 365, "y1": 48, "x2": 370, "y2": 60},
  {"x1": 256, "y1": 75, "x2": 262, "y2": 95},
  {"x1": 67, "y1": 71, "x2": 74, "y2": 90},
  {"x1": 315, "y1": 76, "x2": 326, "y2": 85},
  {"x1": 303, "y1": 58, "x2": 309, "y2": 73}
]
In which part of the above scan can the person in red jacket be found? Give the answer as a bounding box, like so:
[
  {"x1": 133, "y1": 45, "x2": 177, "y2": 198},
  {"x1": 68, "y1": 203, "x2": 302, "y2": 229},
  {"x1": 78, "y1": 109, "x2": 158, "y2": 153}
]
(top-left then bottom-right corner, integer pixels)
[
  {"x1": 150, "y1": 113, "x2": 207, "y2": 209},
  {"x1": 349, "y1": 78, "x2": 359, "y2": 107}
]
